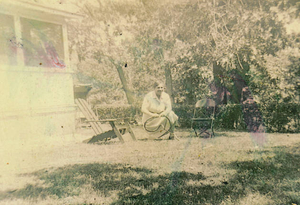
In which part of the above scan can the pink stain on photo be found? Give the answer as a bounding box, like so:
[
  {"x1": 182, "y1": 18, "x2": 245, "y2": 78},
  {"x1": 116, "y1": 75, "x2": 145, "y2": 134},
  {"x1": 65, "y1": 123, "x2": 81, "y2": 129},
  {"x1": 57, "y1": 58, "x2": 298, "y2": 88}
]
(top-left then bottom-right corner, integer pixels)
[
  {"x1": 209, "y1": 77, "x2": 268, "y2": 148},
  {"x1": 44, "y1": 42, "x2": 66, "y2": 68},
  {"x1": 242, "y1": 86, "x2": 267, "y2": 147}
]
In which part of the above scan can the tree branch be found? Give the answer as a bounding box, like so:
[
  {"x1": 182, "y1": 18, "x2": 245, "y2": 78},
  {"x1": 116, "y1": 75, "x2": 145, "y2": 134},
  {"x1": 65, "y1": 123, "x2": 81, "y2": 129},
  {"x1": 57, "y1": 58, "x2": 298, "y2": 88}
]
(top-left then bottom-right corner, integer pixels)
[{"x1": 236, "y1": 53, "x2": 244, "y2": 70}]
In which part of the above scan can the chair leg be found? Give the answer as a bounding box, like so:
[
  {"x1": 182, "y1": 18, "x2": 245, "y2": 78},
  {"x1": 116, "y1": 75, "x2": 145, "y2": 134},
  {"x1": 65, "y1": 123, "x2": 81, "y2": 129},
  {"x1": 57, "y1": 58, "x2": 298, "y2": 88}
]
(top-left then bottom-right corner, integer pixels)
[
  {"x1": 193, "y1": 128, "x2": 199, "y2": 137},
  {"x1": 211, "y1": 120, "x2": 215, "y2": 138},
  {"x1": 125, "y1": 119, "x2": 136, "y2": 141},
  {"x1": 109, "y1": 121, "x2": 124, "y2": 143},
  {"x1": 211, "y1": 129, "x2": 215, "y2": 138},
  {"x1": 193, "y1": 121, "x2": 215, "y2": 138}
]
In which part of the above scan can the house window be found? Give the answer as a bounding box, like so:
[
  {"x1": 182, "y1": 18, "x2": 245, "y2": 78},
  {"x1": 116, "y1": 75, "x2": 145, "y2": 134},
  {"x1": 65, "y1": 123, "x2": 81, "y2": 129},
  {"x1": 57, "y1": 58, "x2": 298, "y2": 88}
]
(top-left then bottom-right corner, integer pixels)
[
  {"x1": 0, "y1": 13, "x2": 17, "y2": 65},
  {"x1": 21, "y1": 18, "x2": 65, "y2": 68}
]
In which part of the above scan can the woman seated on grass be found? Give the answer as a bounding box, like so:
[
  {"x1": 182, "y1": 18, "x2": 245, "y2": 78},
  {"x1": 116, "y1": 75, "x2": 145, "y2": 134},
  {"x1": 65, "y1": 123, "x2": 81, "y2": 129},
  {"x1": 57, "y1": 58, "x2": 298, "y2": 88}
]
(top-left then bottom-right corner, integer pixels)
[{"x1": 141, "y1": 81, "x2": 178, "y2": 140}]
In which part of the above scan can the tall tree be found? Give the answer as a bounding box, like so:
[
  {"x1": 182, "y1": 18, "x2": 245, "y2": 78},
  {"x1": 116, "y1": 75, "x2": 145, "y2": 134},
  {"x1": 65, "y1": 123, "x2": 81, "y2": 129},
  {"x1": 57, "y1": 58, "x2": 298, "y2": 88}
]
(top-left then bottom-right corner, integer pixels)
[
  {"x1": 65, "y1": 0, "x2": 299, "y2": 107},
  {"x1": 68, "y1": 0, "x2": 149, "y2": 104}
]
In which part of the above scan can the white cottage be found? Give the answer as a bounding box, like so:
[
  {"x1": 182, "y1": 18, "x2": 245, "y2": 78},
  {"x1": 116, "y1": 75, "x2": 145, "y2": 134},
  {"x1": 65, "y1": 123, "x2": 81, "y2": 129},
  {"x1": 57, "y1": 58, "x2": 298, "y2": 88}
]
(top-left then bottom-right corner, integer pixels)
[{"x1": 0, "y1": 1, "x2": 83, "y2": 145}]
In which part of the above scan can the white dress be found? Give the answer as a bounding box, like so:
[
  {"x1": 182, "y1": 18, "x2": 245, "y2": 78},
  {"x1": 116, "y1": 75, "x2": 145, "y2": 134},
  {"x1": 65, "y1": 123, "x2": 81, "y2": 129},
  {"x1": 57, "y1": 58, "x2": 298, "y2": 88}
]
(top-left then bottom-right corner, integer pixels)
[{"x1": 142, "y1": 91, "x2": 178, "y2": 131}]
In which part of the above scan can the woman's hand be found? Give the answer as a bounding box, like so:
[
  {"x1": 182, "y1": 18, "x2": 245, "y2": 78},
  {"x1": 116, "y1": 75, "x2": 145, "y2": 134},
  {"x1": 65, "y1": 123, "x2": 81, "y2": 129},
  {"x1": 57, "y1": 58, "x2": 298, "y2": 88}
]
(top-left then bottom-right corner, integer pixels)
[
  {"x1": 159, "y1": 112, "x2": 166, "y2": 117},
  {"x1": 160, "y1": 111, "x2": 169, "y2": 117},
  {"x1": 151, "y1": 113, "x2": 160, "y2": 117}
]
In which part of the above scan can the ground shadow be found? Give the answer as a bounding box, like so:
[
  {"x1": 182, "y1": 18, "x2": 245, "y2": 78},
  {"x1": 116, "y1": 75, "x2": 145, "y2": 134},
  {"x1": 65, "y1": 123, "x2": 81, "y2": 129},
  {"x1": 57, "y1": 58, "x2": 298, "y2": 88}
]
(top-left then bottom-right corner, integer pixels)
[
  {"x1": 0, "y1": 144, "x2": 300, "y2": 204},
  {"x1": 0, "y1": 164, "x2": 208, "y2": 204},
  {"x1": 225, "y1": 143, "x2": 300, "y2": 205}
]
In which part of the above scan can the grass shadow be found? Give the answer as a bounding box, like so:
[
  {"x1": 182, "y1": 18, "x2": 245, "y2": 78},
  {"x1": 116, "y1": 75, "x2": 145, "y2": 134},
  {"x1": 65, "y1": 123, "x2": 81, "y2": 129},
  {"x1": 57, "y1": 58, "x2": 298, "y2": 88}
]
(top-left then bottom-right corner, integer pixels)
[
  {"x1": 93, "y1": 140, "x2": 122, "y2": 145},
  {"x1": 1, "y1": 144, "x2": 300, "y2": 204},
  {"x1": 0, "y1": 163, "x2": 209, "y2": 204},
  {"x1": 224, "y1": 144, "x2": 300, "y2": 204},
  {"x1": 180, "y1": 128, "x2": 229, "y2": 139},
  {"x1": 0, "y1": 163, "x2": 154, "y2": 201}
]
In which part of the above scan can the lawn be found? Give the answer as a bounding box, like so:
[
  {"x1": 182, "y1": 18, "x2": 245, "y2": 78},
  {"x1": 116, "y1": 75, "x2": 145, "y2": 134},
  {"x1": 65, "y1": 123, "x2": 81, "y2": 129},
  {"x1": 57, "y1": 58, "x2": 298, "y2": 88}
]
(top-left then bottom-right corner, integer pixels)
[{"x1": 0, "y1": 127, "x2": 300, "y2": 205}]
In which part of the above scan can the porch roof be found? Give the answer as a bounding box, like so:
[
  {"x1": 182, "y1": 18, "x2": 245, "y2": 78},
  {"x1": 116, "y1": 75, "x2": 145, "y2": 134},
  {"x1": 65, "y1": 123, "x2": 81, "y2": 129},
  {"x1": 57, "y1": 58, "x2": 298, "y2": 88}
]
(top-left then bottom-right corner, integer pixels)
[{"x1": 0, "y1": 0, "x2": 85, "y2": 23}]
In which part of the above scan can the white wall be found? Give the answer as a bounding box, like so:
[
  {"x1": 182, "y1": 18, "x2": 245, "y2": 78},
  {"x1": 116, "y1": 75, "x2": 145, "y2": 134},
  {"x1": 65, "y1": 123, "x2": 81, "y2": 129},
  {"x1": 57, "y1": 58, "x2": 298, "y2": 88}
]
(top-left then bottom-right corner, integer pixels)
[
  {"x1": 0, "y1": 65, "x2": 76, "y2": 145},
  {"x1": 0, "y1": 1, "x2": 80, "y2": 146}
]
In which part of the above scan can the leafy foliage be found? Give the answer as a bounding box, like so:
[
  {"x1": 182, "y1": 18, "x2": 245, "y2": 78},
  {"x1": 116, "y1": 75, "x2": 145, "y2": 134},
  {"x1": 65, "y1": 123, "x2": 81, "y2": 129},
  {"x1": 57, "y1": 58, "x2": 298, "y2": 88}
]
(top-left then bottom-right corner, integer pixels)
[
  {"x1": 27, "y1": 0, "x2": 300, "y2": 130},
  {"x1": 95, "y1": 104, "x2": 139, "y2": 120}
]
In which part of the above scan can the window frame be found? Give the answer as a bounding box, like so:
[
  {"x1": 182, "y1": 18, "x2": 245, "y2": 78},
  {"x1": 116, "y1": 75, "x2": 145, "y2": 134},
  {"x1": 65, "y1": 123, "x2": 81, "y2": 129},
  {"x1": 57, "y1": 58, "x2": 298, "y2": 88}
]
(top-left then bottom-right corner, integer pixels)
[
  {"x1": 0, "y1": 13, "x2": 18, "y2": 66},
  {"x1": 0, "y1": 11, "x2": 71, "y2": 73}
]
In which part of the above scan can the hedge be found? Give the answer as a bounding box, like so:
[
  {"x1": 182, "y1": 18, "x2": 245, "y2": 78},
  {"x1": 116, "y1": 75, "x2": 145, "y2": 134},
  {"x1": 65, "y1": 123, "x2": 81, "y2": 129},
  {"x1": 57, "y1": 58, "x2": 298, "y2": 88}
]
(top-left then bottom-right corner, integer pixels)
[
  {"x1": 93, "y1": 103, "x2": 300, "y2": 133},
  {"x1": 173, "y1": 103, "x2": 300, "y2": 133},
  {"x1": 173, "y1": 104, "x2": 246, "y2": 130},
  {"x1": 94, "y1": 104, "x2": 139, "y2": 121},
  {"x1": 259, "y1": 102, "x2": 300, "y2": 133}
]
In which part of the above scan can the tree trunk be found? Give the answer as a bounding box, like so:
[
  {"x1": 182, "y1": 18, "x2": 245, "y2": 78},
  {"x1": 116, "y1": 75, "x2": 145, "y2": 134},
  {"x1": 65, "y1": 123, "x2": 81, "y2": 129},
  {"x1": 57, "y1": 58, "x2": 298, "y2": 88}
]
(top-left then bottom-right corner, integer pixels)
[
  {"x1": 165, "y1": 64, "x2": 174, "y2": 104},
  {"x1": 116, "y1": 64, "x2": 135, "y2": 104},
  {"x1": 213, "y1": 61, "x2": 224, "y2": 105}
]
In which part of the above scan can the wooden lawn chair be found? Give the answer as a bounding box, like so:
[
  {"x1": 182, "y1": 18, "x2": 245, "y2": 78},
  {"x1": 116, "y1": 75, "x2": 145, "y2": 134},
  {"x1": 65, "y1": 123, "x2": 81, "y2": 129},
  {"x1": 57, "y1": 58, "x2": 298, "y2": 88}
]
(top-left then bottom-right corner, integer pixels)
[{"x1": 75, "y1": 98, "x2": 136, "y2": 143}]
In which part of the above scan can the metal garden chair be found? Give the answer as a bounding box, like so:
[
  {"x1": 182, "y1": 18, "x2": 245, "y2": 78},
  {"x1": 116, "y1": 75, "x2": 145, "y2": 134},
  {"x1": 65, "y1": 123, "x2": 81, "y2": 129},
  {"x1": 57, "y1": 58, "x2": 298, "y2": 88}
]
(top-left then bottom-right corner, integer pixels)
[{"x1": 191, "y1": 98, "x2": 216, "y2": 138}]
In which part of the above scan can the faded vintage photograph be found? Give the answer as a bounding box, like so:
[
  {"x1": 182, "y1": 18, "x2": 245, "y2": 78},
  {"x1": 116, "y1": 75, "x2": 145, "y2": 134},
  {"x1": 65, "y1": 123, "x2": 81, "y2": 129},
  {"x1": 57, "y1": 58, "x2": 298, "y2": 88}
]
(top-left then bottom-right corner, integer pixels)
[{"x1": 0, "y1": 0, "x2": 300, "y2": 204}]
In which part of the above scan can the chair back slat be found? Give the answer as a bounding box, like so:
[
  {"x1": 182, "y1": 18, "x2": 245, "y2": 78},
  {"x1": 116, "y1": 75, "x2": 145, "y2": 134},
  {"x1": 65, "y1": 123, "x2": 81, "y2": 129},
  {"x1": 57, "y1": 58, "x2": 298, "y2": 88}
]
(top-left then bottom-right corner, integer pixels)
[{"x1": 195, "y1": 99, "x2": 216, "y2": 108}]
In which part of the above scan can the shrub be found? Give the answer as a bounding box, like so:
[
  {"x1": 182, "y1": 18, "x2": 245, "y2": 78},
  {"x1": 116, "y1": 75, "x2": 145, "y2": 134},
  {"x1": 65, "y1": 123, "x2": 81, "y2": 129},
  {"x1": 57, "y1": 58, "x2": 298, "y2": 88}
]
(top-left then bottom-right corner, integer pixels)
[
  {"x1": 173, "y1": 105, "x2": 194, "y2": 128},
  {"x1": 94, "y1": 102, "x2": 300, "y2": 133},
  {"x1": 259, "y1": 102, "x2": 300, "y2": 133},
  {"x1": 173, "y1": 103, "x2": 300, "y2": 133},
  {"x1": 94, "y1": 104, "x2": 139, "y2": 120},
  {"x1": 214, "y1": 104, "x2": 245, "y2": 130}
]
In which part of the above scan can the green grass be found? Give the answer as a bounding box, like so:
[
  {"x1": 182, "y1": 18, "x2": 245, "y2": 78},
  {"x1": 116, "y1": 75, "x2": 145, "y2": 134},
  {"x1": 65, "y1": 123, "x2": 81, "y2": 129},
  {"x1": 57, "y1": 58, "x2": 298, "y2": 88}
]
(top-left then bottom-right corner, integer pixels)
[
  {"x1": 1, "y1": 131, "x2": 300, "y2": 204},
  {"x1": 225, "y1": 146, "x2": 300, "y2": 204}
]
